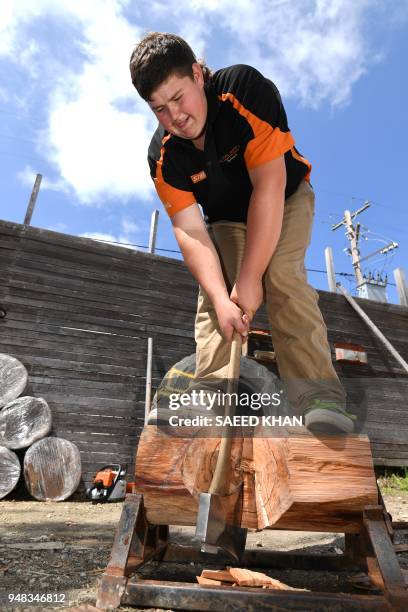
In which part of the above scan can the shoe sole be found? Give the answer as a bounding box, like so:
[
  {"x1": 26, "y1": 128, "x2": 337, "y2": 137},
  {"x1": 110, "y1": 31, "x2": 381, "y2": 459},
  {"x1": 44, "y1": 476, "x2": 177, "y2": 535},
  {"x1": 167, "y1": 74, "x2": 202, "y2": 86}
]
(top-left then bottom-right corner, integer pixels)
[{"x1": 304, "y1": 408, "x2": 355, "y2": 434}]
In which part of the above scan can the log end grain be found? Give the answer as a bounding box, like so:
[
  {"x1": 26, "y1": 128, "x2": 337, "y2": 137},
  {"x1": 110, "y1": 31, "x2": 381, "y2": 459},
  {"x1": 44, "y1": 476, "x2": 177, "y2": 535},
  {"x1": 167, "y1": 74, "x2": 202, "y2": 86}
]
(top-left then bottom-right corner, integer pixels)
[
  {"x1": 24, "y1": 437, "x2": 81, "y2": 501},
  {"x1": 0, "y1": 353, "x2": 28, "y2": 408},
  {"x1": 0, "y1": 446, "x2": 21, "y2": 499},
  {"x1": 0, "y1": 396, "x2": 52, "y2": 449}
]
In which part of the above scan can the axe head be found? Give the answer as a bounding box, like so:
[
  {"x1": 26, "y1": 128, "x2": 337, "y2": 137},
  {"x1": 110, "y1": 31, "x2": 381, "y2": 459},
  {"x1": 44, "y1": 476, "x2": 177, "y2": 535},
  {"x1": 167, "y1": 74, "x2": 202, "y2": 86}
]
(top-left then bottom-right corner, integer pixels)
[{"x1": 195, "y1": 488, "x2": 247, "y2": 561}]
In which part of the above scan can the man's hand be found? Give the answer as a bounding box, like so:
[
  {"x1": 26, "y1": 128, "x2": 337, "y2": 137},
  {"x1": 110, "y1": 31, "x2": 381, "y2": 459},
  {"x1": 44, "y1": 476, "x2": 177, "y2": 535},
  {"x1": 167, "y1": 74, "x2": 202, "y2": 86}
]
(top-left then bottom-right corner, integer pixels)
[
  {"x1": 213, "y1": 294, "x2": 249, "y2": 342},
  {"x1": 230, "y1": 276, "x2": 263, "y2": 322}
]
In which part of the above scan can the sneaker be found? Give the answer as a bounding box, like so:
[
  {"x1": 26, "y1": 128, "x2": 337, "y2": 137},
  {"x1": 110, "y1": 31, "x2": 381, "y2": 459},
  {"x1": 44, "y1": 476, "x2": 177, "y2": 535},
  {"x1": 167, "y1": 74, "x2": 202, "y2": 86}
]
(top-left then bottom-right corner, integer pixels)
[{"x1": 304, "y1": 400, "x2": 357, "y2": 434}]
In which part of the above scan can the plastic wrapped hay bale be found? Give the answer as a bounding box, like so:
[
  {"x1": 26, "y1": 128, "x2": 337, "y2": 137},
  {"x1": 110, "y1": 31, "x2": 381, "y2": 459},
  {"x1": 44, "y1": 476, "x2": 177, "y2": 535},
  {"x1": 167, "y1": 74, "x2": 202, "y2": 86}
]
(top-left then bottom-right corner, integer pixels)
[
  {"x1": 0, "y1": 353, "x2": 28, "y2": 408},
  {"x1": 0, "y1": 446, "x2": 21, "y2": 499},
  {"x1": 0, "y1": 397, "x2": 52, "y2": 449},
  {"x1": 24, "y1": 437, "x2": 81, "y2": 501}
]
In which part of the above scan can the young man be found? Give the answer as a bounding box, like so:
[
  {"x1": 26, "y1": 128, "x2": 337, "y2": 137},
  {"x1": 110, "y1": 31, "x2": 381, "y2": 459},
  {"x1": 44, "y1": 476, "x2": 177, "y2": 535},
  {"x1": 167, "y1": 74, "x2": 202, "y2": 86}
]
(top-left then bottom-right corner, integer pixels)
[{"x1": 130, "y1": 32, "x2": 354, "y2": 433}]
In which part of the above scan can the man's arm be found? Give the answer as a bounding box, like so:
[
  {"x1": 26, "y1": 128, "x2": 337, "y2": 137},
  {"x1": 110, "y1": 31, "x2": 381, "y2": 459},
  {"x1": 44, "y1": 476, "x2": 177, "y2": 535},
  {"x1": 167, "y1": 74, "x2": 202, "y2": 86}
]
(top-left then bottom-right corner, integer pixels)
[
  {"x1": 171, "y1": 205, "x2": 249, "y2": 341},
  {"x1": 230, "y1": 155, "x2": 286, "y2": 319}
]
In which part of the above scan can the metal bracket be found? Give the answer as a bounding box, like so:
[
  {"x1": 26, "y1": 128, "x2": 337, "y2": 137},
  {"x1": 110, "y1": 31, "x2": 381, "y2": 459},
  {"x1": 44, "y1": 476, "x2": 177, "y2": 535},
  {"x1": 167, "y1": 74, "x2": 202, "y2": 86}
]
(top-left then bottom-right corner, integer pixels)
[
  {"x1": 96, "y1": 493, "x2": 168, "y2": 610},
  {"x1": 96, "y1": 494, "x2": 407, "y2": 611}
]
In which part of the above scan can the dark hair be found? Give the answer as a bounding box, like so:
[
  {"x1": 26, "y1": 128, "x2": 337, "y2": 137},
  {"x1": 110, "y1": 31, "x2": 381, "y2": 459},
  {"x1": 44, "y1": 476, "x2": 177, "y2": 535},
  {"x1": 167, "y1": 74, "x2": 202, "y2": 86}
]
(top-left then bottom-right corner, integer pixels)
[{"x1": 130, "y1": 32, "x2": 212, "y2": 100}]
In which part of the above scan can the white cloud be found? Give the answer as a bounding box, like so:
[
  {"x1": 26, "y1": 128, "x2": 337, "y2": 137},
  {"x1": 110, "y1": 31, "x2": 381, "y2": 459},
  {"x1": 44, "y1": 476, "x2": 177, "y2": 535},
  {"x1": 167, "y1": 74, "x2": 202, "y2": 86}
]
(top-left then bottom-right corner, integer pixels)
[
  {"x1": 121, "y1": 217, "x2": 140, "y2": 234},
  {"x1": 2, "y1": 0, "x2": 406, "y2": 207},
  {"x1": 2, "y1": 0, "x2": 156, "y2": 206},
  {"x1": 150, "y1": 0, "x2": 390, "y2": 108},
  {"x1": 17, "y1": 165, "x2": 69, "y2": 193}
]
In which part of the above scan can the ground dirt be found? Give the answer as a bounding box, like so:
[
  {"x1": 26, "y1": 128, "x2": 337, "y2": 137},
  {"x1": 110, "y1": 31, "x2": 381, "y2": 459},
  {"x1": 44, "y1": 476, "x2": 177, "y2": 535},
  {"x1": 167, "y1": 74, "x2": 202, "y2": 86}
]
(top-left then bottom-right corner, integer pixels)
[{"x1": 0, "y1": 491, "x2": 407, "y2": 611}]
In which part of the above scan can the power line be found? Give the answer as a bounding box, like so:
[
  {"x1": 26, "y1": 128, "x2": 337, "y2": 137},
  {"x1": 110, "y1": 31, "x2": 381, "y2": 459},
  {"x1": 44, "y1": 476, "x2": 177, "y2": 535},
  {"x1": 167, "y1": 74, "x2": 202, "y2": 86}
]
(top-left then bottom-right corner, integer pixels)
[{"x1": 88, "y1": 237, "x2": 396, "y2": 286}]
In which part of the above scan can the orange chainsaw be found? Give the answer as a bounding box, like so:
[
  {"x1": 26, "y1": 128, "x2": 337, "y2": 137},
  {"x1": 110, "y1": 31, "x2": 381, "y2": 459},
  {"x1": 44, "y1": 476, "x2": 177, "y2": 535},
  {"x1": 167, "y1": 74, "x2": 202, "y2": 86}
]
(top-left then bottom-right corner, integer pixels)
[{"x1": 86, "y1": 464, "x2": 127, "y2": 502}]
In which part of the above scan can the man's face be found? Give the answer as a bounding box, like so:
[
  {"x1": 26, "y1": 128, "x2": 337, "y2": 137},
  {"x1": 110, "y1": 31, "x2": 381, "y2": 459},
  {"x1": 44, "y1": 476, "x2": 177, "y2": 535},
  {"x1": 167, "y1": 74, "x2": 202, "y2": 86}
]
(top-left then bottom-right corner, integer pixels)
[{"x1": 148, "y1": 63, "x2": 207, "y2": 141}]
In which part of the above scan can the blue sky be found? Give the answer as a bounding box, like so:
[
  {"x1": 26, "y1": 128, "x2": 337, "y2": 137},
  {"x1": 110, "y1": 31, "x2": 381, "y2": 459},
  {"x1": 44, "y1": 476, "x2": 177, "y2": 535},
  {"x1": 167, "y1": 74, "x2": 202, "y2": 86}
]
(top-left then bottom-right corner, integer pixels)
[{"x1": 1, "y1": 0, "x2": 407, "y2": 304}]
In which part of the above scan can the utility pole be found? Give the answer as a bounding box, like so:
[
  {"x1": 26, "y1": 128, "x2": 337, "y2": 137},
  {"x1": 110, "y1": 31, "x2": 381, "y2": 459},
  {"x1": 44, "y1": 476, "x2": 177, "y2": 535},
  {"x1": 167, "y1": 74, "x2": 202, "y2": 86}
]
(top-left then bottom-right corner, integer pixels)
[
  {"x1": 331, "y1": 203, "x2": 370, "y2": 289},
  {"x1": 344, "y1": 210, "x2": 364, "y2": 288},
  {"x1": 331, "y1": 201, "x2": 399, "y2": 302}
]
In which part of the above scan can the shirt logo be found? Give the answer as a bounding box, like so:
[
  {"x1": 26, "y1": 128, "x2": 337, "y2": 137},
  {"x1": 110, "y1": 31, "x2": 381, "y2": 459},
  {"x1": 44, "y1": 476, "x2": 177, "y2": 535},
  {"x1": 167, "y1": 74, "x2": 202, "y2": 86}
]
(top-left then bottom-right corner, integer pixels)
[
  {"x1": 190, "y1": 170, "x2": 207, "y2": 184},
  {"x1": 220, "y1": 145, "x2": 240, "y2": 163}
]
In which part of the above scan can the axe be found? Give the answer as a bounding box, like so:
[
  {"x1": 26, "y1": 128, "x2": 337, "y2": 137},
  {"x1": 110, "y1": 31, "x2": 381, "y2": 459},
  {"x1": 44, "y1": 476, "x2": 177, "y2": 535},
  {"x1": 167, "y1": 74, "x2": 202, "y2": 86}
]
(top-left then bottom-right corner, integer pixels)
[{"x1": 195, "y1": 331, "x2": 247, "y2": 560}]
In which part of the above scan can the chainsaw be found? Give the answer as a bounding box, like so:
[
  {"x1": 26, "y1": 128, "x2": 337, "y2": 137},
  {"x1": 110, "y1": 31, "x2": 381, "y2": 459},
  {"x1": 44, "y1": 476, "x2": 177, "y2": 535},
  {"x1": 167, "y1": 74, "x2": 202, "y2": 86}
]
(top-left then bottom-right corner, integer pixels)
[{"x1": 86, "y1": 464, "x2": 127, "y2": 502}]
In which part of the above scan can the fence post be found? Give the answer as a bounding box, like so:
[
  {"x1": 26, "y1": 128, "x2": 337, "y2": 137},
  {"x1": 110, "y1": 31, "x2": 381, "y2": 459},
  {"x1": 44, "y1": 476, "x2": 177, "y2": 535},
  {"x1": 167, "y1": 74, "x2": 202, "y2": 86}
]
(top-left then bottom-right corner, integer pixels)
[
  {"x1": 24, "y1": 173, "x2": 42, "y2": 225},
  {"x1": 393, "y1": 268, "x2": 408, "y2": 306},
  {"x1": 148, "y1": 210, "x2": 159, "y2": 254},
  {"x1": 324, "y1": 247, "x2": 337, "y2": 292}
]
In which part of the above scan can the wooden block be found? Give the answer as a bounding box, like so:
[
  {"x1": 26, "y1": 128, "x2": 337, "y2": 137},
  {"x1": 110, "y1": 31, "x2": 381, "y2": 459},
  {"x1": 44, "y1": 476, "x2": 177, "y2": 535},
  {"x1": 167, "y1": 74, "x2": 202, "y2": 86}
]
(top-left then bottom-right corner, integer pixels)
[
  {"x1": 135, "y1": 426, "x2": 378, "y2": 533},
  {"x1": 201, "y1": 569, "x2": 235, "y2": 583},
  {"x1": 196, "y1": 576, "x2": 223, "y2": 586},
  {"x1": 227, "y1": 568, "x2": 300, "y2": 590}
]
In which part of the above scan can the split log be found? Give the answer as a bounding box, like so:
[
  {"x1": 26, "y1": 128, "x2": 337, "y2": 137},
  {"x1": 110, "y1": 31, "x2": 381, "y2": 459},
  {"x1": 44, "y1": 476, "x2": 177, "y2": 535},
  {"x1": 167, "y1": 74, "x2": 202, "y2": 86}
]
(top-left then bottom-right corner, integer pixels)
[
  {"x1": 0, "y1": 446, "x2": 21, "y2": 499},
  {"x1": 24, "y1": 437, "x2": 81, "y2": 501},
  {"x1": 134, "y1": 426, "x2": 378, "y2": 533},
  {"x1": 0, "y1": 353, "x2": 28, "y2": 408},
  {"x1": 0, "y1": 396, "x2": 52, "y2": 449}
]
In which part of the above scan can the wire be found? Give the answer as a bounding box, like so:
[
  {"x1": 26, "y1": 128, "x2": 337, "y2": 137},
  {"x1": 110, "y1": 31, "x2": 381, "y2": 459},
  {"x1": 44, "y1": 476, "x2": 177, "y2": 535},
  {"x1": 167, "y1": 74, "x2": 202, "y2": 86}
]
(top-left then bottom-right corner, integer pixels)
[
  {"x1": 91, "y1": 238, "x2": 181, "y2": 254},
  {"x1": 88, "y1": 237, "x2": 397, "y2": 286}
]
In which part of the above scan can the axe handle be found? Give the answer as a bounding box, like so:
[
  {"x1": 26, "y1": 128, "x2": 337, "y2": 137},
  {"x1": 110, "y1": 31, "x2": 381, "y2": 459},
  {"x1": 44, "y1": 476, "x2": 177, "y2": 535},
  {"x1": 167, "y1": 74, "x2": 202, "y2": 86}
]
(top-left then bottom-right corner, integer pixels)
[{"x1": 208, "y1": 332, "x2": 242, "y2": 495}]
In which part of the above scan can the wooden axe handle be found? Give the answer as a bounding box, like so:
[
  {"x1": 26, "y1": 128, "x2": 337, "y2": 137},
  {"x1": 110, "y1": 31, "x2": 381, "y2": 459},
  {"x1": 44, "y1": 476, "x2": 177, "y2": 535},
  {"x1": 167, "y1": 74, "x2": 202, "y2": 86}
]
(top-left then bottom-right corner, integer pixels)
[{"x1": 208, "y1": 332, "x2": 242, "y2": 495}]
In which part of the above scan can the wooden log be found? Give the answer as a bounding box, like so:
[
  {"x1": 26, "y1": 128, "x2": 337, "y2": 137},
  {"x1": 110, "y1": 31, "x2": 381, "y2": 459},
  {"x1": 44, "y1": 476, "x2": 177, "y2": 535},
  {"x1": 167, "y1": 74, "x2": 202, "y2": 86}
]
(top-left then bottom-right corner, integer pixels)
[
  {"x1": 24, "y1": 437, "x2": 81, "y2": 501},
  {"x1": 0, "y1": 353, "x2": 28, "y2": 408},
  {"x1": 0, "y1": 396, "x2": 52, "y2": 449},
  {"x1": 0, "y1": 446, "x2": 21, "y2": 499},
  {"x1": 134, "y1": 426, "x2": 378, "y2": 533}
]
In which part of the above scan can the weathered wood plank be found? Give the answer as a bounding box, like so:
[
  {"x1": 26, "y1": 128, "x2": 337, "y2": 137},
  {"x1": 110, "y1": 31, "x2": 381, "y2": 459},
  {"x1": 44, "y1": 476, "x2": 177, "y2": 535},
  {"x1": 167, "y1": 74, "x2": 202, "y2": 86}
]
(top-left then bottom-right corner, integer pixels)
[
  {"x1": 0, "y1": 274, "x2": 198, "y2": 315},
  {"x1": 3, "y1": 291, "x2": 196, "y2": 333}
]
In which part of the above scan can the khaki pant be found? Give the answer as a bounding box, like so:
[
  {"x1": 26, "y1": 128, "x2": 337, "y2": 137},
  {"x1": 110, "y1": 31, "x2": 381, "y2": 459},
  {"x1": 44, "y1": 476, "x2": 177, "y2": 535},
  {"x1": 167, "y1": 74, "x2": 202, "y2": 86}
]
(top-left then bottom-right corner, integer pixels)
[{"x1": 194, "y1": 179, "x2": 346, "y2": 414}]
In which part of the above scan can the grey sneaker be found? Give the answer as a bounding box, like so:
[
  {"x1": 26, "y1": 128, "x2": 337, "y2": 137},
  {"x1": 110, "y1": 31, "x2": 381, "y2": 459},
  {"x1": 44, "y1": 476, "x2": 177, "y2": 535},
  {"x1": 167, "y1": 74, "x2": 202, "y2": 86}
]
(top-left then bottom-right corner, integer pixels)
[{"x1": 304, "y1": 400, "x2": 357, "y2": 434}]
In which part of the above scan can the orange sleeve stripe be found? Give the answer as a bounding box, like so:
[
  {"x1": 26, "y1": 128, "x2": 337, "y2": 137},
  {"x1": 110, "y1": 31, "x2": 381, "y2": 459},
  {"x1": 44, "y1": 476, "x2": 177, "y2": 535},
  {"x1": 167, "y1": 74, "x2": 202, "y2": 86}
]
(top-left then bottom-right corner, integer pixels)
[
  {"x1": 154, "y1": 135, "x2": 196, "y2": 217},
  {"x1": 219, "y1": 93, "x2": 295, "y2": 169},
  {"x1": 291, "y1": 147, "x2": 312, "y2": 181}
]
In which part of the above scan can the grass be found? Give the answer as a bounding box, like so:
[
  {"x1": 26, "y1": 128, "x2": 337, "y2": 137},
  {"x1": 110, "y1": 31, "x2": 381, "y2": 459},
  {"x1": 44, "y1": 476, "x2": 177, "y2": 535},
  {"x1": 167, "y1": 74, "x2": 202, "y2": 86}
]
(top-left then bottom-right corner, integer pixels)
[{"x1": 377, "y1": 467, "x2": 408, "y2": 495}]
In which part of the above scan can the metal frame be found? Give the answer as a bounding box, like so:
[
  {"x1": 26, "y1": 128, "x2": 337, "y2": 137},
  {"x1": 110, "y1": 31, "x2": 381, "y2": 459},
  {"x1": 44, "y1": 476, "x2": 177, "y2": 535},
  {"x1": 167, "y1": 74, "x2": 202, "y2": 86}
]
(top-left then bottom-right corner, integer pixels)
[{"x1": 96, "y1": 493, "x2": 408, "y2": 611}]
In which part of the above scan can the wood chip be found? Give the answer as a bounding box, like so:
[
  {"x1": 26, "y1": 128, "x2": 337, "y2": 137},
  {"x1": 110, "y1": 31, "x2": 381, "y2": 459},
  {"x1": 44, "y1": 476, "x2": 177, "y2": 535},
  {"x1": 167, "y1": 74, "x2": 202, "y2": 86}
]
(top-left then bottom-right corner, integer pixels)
[
  {"x1": 201, "y1": 569, "x2": 235, "y2": 583},
  {"x1": 197, "y1": 567, "x2": 308, "y2": 591},
  {"x1": 197, "y1": 576, "x2": 223, "y2": 586},
  {"x1": 227, "y1": 567, "x2": 300, "y2": 590}
]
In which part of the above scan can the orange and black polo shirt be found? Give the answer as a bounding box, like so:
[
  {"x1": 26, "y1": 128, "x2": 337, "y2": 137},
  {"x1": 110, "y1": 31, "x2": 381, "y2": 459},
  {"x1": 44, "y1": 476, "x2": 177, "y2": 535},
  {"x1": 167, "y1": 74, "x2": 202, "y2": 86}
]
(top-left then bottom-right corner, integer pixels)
[{"x1": 148, "y1": 64, "x2": 311, "y2": 223}]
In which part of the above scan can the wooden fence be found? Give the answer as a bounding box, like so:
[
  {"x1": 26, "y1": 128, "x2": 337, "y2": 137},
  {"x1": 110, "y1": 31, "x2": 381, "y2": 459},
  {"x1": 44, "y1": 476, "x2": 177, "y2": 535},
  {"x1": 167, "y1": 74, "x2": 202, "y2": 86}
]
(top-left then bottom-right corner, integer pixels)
[{"x1": 0, "y1": 219, "x2": 407, "y2": 496}]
